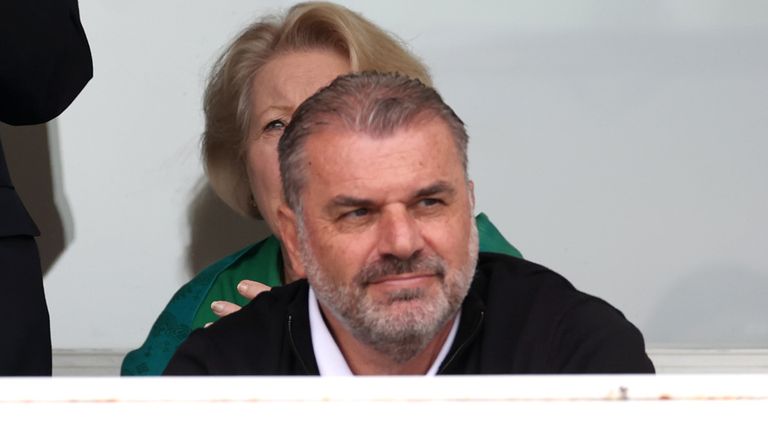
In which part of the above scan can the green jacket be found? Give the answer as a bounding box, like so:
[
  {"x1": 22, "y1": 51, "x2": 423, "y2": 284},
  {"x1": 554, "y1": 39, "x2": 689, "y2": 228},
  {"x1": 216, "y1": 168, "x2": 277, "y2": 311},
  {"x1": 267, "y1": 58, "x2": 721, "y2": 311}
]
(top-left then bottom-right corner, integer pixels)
[{"x1": 121, "y1": 213, "x2": 521, "y2": 375}]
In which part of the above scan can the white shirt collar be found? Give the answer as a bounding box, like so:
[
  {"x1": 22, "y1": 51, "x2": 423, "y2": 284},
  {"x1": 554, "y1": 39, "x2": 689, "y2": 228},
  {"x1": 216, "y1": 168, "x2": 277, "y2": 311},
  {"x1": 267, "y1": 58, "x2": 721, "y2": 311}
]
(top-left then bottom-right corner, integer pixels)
[{"x1": 308, "y1": 287, "x2": 460, "y2": 376}]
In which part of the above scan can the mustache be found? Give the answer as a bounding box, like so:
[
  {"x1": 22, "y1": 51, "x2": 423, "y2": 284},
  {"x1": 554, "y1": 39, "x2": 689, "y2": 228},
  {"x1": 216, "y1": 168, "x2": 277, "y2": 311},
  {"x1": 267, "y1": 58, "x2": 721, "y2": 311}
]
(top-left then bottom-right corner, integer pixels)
[{"x1": 354, "y1": 253, "x2": 446, "y2": 287}]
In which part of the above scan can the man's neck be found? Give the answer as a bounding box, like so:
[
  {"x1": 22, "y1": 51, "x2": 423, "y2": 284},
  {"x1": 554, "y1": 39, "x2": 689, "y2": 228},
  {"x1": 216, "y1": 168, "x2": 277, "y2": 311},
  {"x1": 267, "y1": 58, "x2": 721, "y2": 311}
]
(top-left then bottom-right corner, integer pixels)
[{"x1": 317, "y1": 303, "x2": 457, "y2": 375}]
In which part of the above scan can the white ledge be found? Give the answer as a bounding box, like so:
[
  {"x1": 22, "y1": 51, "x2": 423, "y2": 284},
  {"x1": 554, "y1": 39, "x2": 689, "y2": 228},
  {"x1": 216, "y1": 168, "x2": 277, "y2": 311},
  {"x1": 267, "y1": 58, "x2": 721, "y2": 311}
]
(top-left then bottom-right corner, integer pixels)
[
  {"x1": 51, "y1": 348, "x2": 768, "y2": 376},
  {"x1": 2, "y1": 375, "x2": 768, "y2": 430}
]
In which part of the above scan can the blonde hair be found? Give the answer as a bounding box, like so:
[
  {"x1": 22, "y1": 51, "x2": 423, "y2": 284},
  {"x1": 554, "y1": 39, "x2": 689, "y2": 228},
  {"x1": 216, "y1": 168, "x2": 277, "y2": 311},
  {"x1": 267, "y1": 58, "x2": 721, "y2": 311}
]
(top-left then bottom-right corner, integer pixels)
[{"x1": 203, "y1": 1, "x2": 432, "y2": 218}]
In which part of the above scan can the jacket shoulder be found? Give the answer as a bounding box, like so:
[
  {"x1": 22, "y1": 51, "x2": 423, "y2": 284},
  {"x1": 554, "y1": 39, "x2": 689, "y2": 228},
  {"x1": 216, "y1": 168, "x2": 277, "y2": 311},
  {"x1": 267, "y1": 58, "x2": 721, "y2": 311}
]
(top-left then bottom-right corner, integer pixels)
[
  {"x1": 474, "y1": 252, "x2": 583, "y2": 309},
  {"x1": 469, "y1": 253, "x2": 654, "y2": 373}
]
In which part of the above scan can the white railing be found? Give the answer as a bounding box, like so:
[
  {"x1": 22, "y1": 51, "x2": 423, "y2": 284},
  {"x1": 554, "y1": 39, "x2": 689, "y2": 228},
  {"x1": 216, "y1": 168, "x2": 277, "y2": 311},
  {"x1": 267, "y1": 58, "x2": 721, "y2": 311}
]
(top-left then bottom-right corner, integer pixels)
[{"x1": 1, "y1": 375, "x2": 767, "y2": 430}]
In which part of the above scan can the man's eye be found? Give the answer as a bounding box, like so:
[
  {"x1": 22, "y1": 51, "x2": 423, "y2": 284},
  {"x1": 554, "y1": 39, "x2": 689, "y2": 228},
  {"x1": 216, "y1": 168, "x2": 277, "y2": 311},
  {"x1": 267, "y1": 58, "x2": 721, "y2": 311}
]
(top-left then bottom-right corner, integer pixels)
[
  {"x1": 263, "y1": 119, "x2": 287, "y2": 132},
  {"x1": 419, "y1": 198, "x2": 441, "y2": 207},
  {"x1": 345, "y1": 208, "x2": 369, "y2": 219}
]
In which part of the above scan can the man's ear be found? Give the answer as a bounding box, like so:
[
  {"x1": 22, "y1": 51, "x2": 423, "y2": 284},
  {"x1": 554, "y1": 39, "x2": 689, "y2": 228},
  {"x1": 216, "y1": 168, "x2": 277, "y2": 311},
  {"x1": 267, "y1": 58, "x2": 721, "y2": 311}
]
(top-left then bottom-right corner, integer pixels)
[
  {"x1": 277, "y1": 203, "x2": 305, "y2": 280},
  {"x1": 467, "y1": 179, "x2": 476, "y2": 212}
]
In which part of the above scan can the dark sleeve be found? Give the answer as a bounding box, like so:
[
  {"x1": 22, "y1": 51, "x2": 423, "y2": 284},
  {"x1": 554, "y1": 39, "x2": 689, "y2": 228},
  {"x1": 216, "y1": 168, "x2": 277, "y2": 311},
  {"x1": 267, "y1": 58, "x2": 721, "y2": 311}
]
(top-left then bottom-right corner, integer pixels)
[
  {"x1": 550, "y1": 299, "x2": 655, "y2": 373},
  {"x1": 163, "y1": 329, "x2": 213, "y2": 376},
  {"x1": 0, "y1": 0, "x2": 93, "y2": 125}
]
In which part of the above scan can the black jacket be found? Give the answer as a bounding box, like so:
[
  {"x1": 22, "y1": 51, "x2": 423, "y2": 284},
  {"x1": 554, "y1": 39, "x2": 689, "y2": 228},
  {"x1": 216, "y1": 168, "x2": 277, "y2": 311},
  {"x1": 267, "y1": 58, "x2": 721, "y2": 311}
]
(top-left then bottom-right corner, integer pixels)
[
  {"x1": 1, "y1": 0, "x2": 92, "y2": 237},
  {"x1": 165, "y1": 253, "x2": 655, "y2": 375},
  {"x1": 0, "y1": 0, "x2": 92, "y2": 375}
]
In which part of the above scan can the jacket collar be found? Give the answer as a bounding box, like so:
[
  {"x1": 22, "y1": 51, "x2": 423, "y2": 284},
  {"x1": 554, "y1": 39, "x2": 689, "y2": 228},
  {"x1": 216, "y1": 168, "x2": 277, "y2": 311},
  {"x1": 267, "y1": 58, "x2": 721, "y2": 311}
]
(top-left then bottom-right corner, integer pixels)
[
  {"x1": 285, "y1": 281, "x2": 320, "y2": 375},
  {"x1": 438, "y1": 271, "x2": 487, "y2": 373}
]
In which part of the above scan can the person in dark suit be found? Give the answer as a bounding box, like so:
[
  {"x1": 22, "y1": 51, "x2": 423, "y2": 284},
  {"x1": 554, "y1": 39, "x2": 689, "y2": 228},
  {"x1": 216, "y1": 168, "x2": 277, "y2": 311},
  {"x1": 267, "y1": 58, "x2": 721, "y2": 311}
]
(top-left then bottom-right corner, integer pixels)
[{"x1": 0, "y1": 0, "x2": 92, "y2": 375}]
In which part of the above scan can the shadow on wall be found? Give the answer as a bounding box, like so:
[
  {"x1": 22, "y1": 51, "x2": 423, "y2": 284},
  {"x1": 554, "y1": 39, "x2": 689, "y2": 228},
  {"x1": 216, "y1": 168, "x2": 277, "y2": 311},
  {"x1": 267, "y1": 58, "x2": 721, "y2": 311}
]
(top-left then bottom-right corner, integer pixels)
[
  {"x1": 645, "y1": 265, "x2": 768, "y2": 348},
  {"x1": 3, "y1": 119, "x2": 273, "y2": 280},
  {"x1": 185, "y1": 178, "x2": 272, "y2": 276},
  {"x1": 0, "y1": 121, "x2": 69, "y2": 274}
]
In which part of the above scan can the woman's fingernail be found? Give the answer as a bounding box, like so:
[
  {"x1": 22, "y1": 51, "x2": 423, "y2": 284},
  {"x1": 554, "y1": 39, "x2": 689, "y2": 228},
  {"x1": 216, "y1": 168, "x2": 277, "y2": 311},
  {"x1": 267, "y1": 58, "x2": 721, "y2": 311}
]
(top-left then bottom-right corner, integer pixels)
[
  {"x1": 237, "y1": 282, "x2": 247, "y2": 294},
  {"x1": 211, "y1": 301, "x2": 224, "y2": 313}
]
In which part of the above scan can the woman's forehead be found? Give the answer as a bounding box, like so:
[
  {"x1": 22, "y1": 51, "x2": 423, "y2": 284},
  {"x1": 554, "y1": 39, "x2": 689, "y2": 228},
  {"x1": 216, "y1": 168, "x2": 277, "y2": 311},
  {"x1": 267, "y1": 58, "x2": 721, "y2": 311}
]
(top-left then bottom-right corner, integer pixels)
[{"x1": 251, "y1": 49, "x2": 351, "y2": 120}]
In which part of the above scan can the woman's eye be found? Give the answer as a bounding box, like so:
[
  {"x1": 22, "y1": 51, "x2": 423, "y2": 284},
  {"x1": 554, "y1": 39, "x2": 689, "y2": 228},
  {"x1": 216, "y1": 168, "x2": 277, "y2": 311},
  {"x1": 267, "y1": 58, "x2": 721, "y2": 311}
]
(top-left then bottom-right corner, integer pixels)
[{"x1": 264, "y1": 119, "x2": 286, "y2": 132}]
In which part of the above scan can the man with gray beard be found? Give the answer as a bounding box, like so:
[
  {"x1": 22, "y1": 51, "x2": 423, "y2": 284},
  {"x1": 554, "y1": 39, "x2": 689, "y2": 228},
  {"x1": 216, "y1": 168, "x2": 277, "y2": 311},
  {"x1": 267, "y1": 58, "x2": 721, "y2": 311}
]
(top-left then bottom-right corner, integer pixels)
[{"x1": 165, "y1": 72, "x2": 654, "y2": 375}]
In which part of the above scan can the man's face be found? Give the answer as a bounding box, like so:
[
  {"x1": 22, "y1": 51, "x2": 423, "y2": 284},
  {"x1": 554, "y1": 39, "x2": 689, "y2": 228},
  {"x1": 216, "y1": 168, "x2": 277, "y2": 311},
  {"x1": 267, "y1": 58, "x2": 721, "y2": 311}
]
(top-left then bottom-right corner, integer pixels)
[{"x1": 282, "y1": 116, "x2": 478, "y2": 361}]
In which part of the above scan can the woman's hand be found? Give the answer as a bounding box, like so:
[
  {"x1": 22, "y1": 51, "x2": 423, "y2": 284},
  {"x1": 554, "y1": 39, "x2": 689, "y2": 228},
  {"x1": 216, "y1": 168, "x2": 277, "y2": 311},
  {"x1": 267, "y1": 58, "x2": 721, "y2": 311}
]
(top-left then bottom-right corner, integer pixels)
[{"x1": 206, "y1": 280, "x2": 272, "y2": 327}]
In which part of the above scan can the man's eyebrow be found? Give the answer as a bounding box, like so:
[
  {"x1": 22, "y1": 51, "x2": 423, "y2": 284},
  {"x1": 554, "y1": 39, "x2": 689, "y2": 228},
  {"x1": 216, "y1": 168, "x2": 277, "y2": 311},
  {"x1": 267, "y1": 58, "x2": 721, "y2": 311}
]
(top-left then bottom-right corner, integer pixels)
[
  {"x1": 328, "y1": 195, "x2": 376, "y2": 209},
  {"x1": 414, "y1": 181, "x2": 456, "y2": 198},
  {"x1": 325, "y1": 181, "x2": 455, "y2": 212}
]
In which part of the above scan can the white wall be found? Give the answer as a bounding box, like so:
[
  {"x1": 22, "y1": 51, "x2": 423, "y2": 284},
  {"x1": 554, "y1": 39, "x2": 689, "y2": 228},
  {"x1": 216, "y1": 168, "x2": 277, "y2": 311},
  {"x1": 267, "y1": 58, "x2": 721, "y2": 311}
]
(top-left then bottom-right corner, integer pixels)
[{"x1": 40, "y1": 0, "x2": 768, "y2": 351}]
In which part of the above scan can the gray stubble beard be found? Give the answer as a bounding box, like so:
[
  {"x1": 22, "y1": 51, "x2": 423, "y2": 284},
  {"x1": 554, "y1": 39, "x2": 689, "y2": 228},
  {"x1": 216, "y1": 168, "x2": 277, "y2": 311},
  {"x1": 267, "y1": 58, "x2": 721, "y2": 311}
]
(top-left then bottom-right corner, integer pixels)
[{"x1": 299, "y1": 217, "x2": 479, "y2": 364}]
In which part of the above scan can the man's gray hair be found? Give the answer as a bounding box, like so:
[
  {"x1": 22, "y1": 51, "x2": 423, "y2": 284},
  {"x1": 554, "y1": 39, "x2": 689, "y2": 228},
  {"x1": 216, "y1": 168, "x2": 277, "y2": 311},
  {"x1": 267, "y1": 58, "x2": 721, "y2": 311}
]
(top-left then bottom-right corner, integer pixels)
[{"x1": 278, "y1": 72, "x2": 469, "y2": 212}]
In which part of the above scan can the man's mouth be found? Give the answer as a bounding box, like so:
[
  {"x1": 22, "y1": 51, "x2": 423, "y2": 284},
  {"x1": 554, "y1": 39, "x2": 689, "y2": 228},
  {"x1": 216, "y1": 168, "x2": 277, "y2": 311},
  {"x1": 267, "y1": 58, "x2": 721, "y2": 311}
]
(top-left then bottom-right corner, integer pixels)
[{"x1": 367, "y1": 273, "x2": 436, "y2": 286}]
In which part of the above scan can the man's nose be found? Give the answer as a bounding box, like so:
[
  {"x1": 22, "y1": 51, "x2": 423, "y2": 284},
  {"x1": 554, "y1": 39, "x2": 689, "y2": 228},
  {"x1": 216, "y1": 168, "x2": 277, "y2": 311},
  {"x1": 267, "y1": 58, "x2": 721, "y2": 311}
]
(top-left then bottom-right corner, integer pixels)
[{"x1": 377, "y1": 206, "x2": 425, "y2": 260}]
